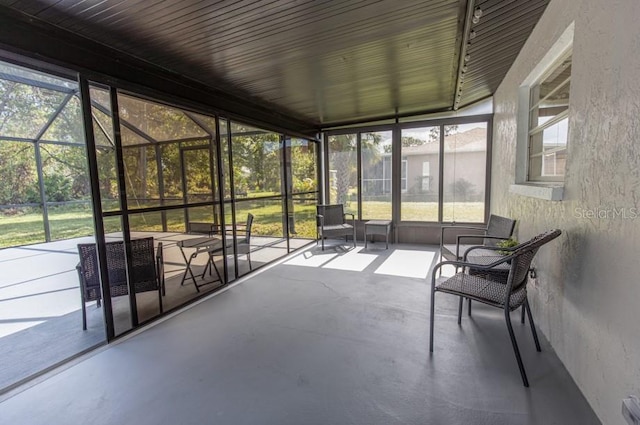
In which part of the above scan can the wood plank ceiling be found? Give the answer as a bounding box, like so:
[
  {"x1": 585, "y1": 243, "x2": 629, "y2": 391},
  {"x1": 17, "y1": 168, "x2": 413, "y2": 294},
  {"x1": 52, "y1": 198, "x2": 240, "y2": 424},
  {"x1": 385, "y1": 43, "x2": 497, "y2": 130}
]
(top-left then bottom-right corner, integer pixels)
[{"x1": 0, "y1": 0, "x2": 549, "y2": 129}]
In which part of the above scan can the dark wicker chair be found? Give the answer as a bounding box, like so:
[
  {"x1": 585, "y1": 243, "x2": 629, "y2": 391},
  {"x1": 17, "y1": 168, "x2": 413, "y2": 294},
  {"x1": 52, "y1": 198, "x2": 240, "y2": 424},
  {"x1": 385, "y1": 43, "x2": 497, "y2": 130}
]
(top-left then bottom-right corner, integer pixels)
[
  {"x1": 203, "y1": 213, "x2": 255, "y2": 277},
  {"x1": 440, "y1": 214, "x2": 516, "y2": 263},
  {"x1": 76, "y1": 237, "x2": 164, "y2": 330},
  {"x1": 440, "y1": 214, "x2": 517, "y2": 318},
  {"x1": 235, "y1": 213, "x2": 254, "y2": 270},
  {"x1": 429, "y1": 229, "x2": 562, "y2": 387},
  {"x1": 316, "y1": 204, "x2": 356, "y2": 250}
]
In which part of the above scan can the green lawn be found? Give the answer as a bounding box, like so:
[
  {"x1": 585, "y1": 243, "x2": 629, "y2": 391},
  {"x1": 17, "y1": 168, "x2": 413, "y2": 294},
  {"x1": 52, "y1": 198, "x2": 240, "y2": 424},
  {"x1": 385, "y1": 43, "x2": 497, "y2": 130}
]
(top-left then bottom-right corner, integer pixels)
[
  {"x1": 0, "y1": 203, "x2": 319, "y2": 248},
  {"x1": 345, "y1": 201, "x2": 485, "y2": 222},
  {"x1": 0, "y1": 201, "x2": 484, "y2": 248}
]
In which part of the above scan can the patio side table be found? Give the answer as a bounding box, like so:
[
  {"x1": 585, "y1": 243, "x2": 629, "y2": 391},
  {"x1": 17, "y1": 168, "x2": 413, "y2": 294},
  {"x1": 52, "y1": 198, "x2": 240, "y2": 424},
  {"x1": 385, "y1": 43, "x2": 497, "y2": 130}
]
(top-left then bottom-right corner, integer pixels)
[
  {"x1": 364, "y1": 220, "x2": 392, "y2": 249},
  {"x1": 177, "y1": 236, "x2": 223, "y2": 291}
]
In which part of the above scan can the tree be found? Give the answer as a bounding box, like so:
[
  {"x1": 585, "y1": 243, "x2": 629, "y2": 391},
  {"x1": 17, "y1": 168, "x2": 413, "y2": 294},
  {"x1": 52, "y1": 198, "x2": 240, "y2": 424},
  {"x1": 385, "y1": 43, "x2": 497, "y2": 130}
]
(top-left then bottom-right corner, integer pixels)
[
  {"x1": 328, "y1": 134, "x2": 356, "y2": 205},
  {"x1": 429, "y1": 124, "x2": 459, "y2": 143},
  {"x1": 451, "y1": 178, "x2": 476, "y2": 201}
]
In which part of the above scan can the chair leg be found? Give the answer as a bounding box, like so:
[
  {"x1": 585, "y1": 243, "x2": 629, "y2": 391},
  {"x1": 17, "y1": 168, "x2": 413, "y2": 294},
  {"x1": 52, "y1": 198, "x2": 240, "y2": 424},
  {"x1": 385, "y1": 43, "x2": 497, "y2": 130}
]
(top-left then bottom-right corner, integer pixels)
[
  {"x1": 81, "y1": 296, "x2": 87, "y2": 331},
  {"x1": 157, "y1": 282, "x2": 164, "y2": 315},
  {"x1": 521, "y1": 303, "x2": 526, "y2": 324},
  {"x1": 429, "y1": 289, "x2": 436, "y2": 352},
  {"x1": 468, "y1": 298, "x2": 472, "y2": 316},
  {"x1": 525, "y1": 299, "x2": 542, "y2": 352},
  {"x1": 505, "y1": 307, "x2": 529, "y2": 387},
  {"x1": 248, "y1": 252, "x2": 252, "y2": 270},
  {"x1": 457, "y1": 296, "x2": 464, "y2": 325}
]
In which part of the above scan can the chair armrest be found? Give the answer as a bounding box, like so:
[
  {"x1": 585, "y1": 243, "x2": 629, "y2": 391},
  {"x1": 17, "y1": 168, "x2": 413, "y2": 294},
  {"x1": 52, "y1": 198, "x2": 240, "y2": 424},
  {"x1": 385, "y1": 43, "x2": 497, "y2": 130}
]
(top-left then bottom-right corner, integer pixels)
[
  {"x1": 343, "y1": 213, "x2": 355, "y2": 225},
  {"x1": 225, "y1": 223, "x2": 247, "y2": 235},
  {"x1": 431, "y1": 256, "x2": 514, "y2": 289},
  {"x1": 456, "y1": 234, "x2": 512, "y2": 245},
  {"x1": 461, "y1": 244, "x2": 505, "y2": 260},
  {"x1": 316, "y1": 214, "x2": 325, "y2": 226},
  {"x1": 432, "y1": 254, "x2": 513, "y2": 281}
]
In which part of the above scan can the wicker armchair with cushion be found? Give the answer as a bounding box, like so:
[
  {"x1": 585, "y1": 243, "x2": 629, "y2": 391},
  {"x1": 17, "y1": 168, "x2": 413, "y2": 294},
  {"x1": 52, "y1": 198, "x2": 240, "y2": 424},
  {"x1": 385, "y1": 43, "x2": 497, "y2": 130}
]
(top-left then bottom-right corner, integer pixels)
[
  {"x1": 429, "y1": 229, "x2": 562, "y2": 387},
  {"x1": 76, "y1": 237, "x2": 164, "y2": 330},
  {"x1": 316, "y1": 204, "x2": 356, "y2": 250},
  {"x1": 440, "y1": 214, "x2": 517, "y2": 319},
  {"x1": 440, "y1": 214, "x2": 516, "y2": 263}
]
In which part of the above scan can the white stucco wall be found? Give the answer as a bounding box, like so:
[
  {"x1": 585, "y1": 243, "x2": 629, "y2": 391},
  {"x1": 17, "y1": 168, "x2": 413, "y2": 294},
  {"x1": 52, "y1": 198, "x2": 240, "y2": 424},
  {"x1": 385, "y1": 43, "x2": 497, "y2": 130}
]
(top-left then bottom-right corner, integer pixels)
[{"x1": 491, "y1": 0, "x2": 640, "y2": 424}]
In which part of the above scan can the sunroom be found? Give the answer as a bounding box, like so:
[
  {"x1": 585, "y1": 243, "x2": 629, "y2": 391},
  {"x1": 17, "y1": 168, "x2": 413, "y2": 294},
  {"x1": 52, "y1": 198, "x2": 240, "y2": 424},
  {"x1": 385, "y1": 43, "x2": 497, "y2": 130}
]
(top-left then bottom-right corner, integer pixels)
[{"x1": 0, "y1": 1, "x2": 639, "y2": 424}]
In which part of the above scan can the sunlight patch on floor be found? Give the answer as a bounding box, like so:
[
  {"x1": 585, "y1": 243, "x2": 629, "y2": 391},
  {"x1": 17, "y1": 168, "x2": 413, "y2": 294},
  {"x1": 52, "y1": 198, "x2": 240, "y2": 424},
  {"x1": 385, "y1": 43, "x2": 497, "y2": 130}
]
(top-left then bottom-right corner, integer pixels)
[
  {"x1": 284, "y1": 246, "x2": 378, "y2": 271},
  {"x1": 283, "y1": 250, "x2": 339, "y2": 267},
  {"x1": 321, "y1": 247, "x2": 377, "y2": 272},
  {"x1": 374, "y1": 249, "x2": 435, "y2": 278}
]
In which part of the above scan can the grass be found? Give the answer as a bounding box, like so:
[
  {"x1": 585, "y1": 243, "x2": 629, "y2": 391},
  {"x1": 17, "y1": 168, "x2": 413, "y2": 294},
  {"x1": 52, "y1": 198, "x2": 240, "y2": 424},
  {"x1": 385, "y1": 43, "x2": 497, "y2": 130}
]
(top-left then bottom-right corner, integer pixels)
[
  {"x1": 0, "y1": 202, "x2": 485, "y2": 248},
  {"x1": 345, "y1": 201, "x2": 485, "y2": 222}
]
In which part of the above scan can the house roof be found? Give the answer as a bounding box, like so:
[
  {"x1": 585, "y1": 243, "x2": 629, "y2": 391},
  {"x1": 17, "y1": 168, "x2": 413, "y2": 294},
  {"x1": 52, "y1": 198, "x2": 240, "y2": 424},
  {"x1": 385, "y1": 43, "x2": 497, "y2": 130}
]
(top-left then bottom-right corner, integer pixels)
[
  {"x1": 0, "y1": 0, "x2": 549, "y2": 129},
  {"x1": 402, "y1": 127, "x2": 487, "y2": 155}
]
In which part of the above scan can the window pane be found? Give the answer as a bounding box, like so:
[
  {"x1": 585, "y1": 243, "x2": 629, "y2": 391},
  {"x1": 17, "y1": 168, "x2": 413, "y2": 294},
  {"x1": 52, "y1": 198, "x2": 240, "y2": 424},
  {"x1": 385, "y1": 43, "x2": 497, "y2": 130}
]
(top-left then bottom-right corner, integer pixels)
[
  {"x1": 528, "y1": 54, "x2": 571, "y2": 182},
  {"x1": 400, "y1": 126, "x2": 440, "y2": 221},
  {"x1": 530, "y1": 80, "x2": 570, "y2": 128},
  {"x1": 117, "y1": 94, "x2": 207, "y2": 142},
  {"x1": 123, "y1": 145, "x2": 159, "y2": 209},
  {"x1": 0, "y1": 83, "x2": 67, "y2": 139},
  {"x1": 220, "y1": 120, "x2": 232, "y2": 200},
  {"x1": 90, "y1": 86, "x2": 121, "y2": 213},
  {"x1": 538, "y1": 58, "x2": 572, "y2": 103},
  {"x1": 290, "y1": 138, "x2": 317, "y2": 193},
  {"x1": 361, "y1": 131, "x2": 392, "y2": 220},
  {"x1": 442, "y1": 124, "x2": 486, "y2": 223},
  {"x1": 328, "y1": 134, "x2": 358, "y2": 217},
  {"x1": 232, "y1": 198, "x2": 286, "y2": 278},
  {"x1": 230, "y1": 122, "x2": 281, "y2": 198},
  {"x1": 40, "y1": 143, "x2": 92, "y2": 241},
  {"x1": 41, "y1": 95, "x2": 85, "y2": 144},
  {"x1": 528, "y1": 117, "x2": 568, "y2": 179}
]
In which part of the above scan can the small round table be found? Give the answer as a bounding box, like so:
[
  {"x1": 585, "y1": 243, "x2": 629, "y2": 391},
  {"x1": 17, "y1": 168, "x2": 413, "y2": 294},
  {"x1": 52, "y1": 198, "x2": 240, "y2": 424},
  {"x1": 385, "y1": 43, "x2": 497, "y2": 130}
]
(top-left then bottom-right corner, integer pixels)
[{"x1": 364, "y1": 220, "x2": 392, "y2": 249}]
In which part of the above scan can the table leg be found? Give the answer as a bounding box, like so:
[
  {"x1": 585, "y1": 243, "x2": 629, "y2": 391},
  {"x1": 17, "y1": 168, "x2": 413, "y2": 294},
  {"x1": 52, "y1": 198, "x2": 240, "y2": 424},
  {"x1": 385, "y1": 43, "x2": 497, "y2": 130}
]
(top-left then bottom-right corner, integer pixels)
[
  {"x1": 202, "y1": 253, "x2": 222, "y2": 282},
  {"x1": 179, "y1": 246, "x2": 201, "y2": 292}
]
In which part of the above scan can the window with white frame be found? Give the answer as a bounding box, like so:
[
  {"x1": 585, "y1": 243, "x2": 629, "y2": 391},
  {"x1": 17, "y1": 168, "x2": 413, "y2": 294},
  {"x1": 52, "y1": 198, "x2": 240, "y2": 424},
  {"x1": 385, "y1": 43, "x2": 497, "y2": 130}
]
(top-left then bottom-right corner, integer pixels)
[
  {"x1": 421, "y1": 161, "x2": 430, "y2": 191},
  {"x1": 401, "y1": 159, "x2": 408, "y2": 192},
  {"x1": 527, "y1": 52, "x2": 571, "y2": 182}
]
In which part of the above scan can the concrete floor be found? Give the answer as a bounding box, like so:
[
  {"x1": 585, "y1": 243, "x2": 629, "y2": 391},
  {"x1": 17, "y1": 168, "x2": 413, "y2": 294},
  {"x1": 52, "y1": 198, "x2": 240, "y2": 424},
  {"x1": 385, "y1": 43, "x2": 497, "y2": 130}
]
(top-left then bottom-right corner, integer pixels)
[
  {"x1": 0, "y1": 233, "x2": 312, "y2": 392},
  {"x1": 0, "y1": 243, "x2": 600, "y2": 425}
]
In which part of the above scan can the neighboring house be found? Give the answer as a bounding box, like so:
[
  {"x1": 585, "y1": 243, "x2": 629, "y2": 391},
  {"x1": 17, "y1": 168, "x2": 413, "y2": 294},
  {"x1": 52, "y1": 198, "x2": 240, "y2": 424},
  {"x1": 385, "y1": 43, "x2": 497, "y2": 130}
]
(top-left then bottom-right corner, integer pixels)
[{"x1": 362, "y1": 127, "x2": 487, "y2": 201}]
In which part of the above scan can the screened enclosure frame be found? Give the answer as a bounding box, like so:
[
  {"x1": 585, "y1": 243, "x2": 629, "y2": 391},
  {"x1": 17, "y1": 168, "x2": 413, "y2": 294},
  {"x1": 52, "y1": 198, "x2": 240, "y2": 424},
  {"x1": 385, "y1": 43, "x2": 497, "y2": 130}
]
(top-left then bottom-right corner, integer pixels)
[
  {"x1": 322, "y1": 114, "x2": 493, "y2": 229},
  {"x1": 0, "y1": 53, "x2": 321, "y2": 343},
  {"x1": 0, "y1": 69, "x2": 87, "y2": 243}
]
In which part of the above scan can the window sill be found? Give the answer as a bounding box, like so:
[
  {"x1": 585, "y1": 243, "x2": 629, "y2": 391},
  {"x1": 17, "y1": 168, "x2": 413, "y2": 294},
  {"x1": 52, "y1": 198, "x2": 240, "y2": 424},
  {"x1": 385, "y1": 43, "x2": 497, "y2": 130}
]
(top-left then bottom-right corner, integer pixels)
[{"x1": 509, "y1": 183, "x2": 564, "y2": 201}]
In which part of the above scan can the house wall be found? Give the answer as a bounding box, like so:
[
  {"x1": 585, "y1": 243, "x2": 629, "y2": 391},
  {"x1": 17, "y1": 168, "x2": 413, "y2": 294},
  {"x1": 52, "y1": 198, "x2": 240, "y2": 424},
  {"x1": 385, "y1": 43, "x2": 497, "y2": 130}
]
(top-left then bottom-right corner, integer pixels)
[
  {"x1": 491, "y1": 0, "x2": 640, "y2": 424},
  {"x1": 405, "y1": 152, "x2": 486, "y2": 200},
  {"x1": 405, "y1": 154, "x2": 440, "y2": 198}
]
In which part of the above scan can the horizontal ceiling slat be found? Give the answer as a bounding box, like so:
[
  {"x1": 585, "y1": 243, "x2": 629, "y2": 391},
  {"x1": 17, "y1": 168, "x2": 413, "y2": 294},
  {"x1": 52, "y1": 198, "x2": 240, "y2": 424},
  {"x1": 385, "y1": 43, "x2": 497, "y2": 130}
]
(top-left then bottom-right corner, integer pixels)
[{"x1": 458, "y1": 0, "x2": 549, "y2": 109}]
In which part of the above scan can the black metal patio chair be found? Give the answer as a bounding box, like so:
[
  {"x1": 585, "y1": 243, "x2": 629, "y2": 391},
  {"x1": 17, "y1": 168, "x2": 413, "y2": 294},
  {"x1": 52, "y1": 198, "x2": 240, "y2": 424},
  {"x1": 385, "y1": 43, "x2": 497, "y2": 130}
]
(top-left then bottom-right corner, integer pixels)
[
  {"x1": 76, "y1": 237, "x2": 164, "y2": 330},
  {"x1": 316, "y1": 204, "x2": 356, "y2": 250},
  {"x1": 429, "y1": 229, "x2": 562, "y2": 387}
]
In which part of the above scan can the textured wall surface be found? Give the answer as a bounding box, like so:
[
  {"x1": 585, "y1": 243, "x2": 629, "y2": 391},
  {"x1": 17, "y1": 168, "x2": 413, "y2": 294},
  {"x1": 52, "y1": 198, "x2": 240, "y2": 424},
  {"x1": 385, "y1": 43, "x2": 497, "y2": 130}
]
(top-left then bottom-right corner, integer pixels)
[{"x1": 491, "y1": 0, "x2": 640, "y2": 423}]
